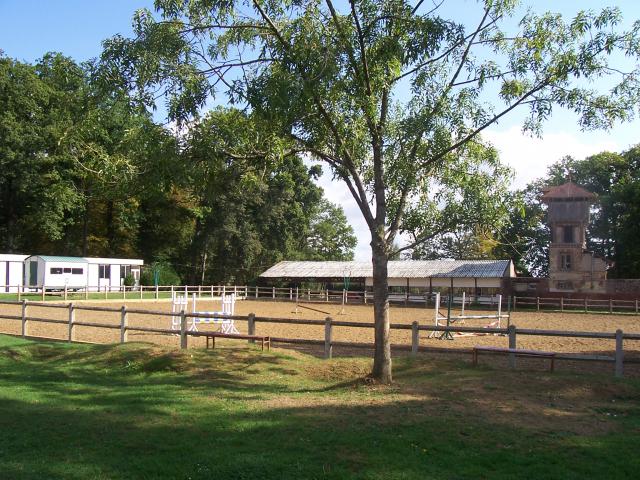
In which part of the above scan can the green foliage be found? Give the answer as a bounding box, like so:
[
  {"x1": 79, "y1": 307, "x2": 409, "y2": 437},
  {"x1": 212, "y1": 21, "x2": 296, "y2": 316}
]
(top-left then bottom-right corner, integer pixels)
[
  {"x1": 123, "y1": 274, "x2": 136, "y2": 287},
  {"x1": 297, "y1": 199, "x2": 357, "y2": 261},
  {"x1": 140, "y1": 261, "x2": 181, "y2": 286}
]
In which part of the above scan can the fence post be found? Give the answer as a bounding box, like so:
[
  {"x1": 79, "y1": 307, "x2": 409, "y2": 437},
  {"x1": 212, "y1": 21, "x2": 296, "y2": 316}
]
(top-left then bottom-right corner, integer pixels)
[
  {"x1": 289, "y1": 288, "x2": 292, "y2": 300},
  {"x1": 210, "y1": 285, "x2": 214, "y2": 298},
  {"x1": 536, "y1": 297, "x2": 540, "y2": 311},
  {"x1": 584, "y1": 298, "x2": 588, "y2": 313},
  {"x1": 123, "y1": 285, "x2": 126, "y2": 300},
  {"x1": 615, "y1": 329, "x2": 624, "y2": 378},
  {"x1": 364, "y1": 290, "x2": 367, "y2": 304},
  {"x1": 120, "y1": 306, "x2": 128, "y2": 343},
  {"x1": 21, "y1": 300, "x2": 28, "y2": 337},
  {"x1": 180, "y1": 310, "x2": 187, "y2": 349},
  {"x1": 636, "y1": 299, "x2": 638, "y2": 314},
  {"x1": 104, "y1": 285, "x2": 108, "y2": 300},
  {"x1": 272, "y1": 286, "x2": 275, "y2": 299},
  {"x1": 255, "y1": 286, "x2": 259, "y2": 299},
  {"x1": 248, "y1": 313, "x2": 256, "y2": 344},
  {"x1": 411, "y1": 321, "x2": 419, "y2": 357},
  {"x1": 560, "y1": 297, "x2": 564, "y2": 312},
  {"x1": 184, "y1": 285, "x2": 188, "y2": 297},
  {"x1": 68, "y1": 303, "x2": 75, "y2": 342},
  {"x1": 324, "y1": 317, "x2": 333, "y2": 359},
  {"x1": 513, "y1": 295, "x2": 516, "y2": 311},
  {"x1": 42, "y1": 286, "x2": 45, "y2": 302},
  {"x1": 609, "y1": 298, "x2": 613, "y2": 314},
  {"x1": 508, "y1": 324, "x2": 516, "y2": 369},
  {"x1": 17, "y1": 285, "x2": 21, "y2": 302},
  {"x1": 84, "y1": 286, "x2": 89, "y2": 300}
]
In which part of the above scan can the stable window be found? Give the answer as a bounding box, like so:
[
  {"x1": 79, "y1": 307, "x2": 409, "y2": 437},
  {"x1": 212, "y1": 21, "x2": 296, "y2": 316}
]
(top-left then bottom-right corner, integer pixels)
[
  {"x1": 556, "y1": 281, "x2": 574, "y2": 290},
  {"x1": 563, "y1": 225, "x2": 574, "y2": 243},
  {"x1": 99, "y1": 265, "x2": 110, "y2": 279},
  {"x1": 72, "y1": 268, "x2": 83, "y2": 275},
  {"x1": 50, "y1": 268, "x2": 62, "y2": 274},
  {"x1": 559, "y1": 254, "x2": 572, "y2": 271},
  {"x1": 63, "y1": 268, "x2": 71, "y2": 273}
]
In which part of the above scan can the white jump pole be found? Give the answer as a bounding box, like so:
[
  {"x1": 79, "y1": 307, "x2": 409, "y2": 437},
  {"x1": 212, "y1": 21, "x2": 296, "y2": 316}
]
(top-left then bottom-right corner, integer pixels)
[
  {"x1": 461, "y1": 291, "x2": 466, "y2": 317},
  {"x1": 428, "y1": 292, "x2": 441, "y2": 339}
]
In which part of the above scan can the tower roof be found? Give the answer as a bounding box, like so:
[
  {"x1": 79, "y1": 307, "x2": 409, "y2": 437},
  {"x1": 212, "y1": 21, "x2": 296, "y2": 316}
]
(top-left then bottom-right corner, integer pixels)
[{"x1": 541, "y1": 181, "x2": 597, "y2": 202}]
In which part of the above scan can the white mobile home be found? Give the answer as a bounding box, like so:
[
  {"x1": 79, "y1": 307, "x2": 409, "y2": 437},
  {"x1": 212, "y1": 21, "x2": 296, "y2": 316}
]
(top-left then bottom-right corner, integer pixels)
[
  {"x1": 85, "y1": 257, "x2": 143, "y2": 291},
  {"x1": 23, "y1": 255, "x2": 144, "y2": 291},
  {"x1": 0, "y1": 254, "x2": 28, "y2": 292}
]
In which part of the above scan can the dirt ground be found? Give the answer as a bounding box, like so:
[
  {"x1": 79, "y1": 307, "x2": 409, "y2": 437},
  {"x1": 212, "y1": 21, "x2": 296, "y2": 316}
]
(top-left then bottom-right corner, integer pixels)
[{"x1": 1, "y1": 297, "x2": 638, "y2": 361}]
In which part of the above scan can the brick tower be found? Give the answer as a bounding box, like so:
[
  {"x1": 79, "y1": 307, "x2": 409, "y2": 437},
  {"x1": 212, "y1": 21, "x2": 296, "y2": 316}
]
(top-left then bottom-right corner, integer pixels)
[{"x1": 541, "y1": 182, "x2": 607, "y2": 293}]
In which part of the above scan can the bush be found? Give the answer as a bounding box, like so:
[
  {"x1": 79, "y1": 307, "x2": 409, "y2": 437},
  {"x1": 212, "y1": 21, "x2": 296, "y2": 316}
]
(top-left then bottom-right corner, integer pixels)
[
  {"x1": 123, "y1": 274, "x2": 136, "y2": 287},
  {"x1": 140, "y1": 262, "x2": 182, "y2": 286}
]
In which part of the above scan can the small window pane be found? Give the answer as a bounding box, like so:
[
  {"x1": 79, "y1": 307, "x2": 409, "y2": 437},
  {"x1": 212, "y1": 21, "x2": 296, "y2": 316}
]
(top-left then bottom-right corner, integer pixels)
[
  {"x1": 72, "y1": 268, "x2": 83, "y2": 275},
  {"x1": 63, "y1": 268, "x2": 71, "y2": 273},
  {"x1": 563, "y1": 226, "x2": 574, "y2": 243},
  {"x1": 50, "y1": 268, "x2": 62, "y2": 274}
]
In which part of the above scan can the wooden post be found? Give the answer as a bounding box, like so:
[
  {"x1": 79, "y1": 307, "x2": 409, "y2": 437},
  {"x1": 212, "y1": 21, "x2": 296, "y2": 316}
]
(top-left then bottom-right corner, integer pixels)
[
  {"x1": 255, "y1": 285, "x2": 259, "y2": 299},
  {"x1": 324, "y1": 317, "x2": 333, "y2": 359},
  {"x1": 615, "y1": 329, "x2": 624, "y2": 378},
  {"x1": 198, "y1": 285, "x2": 202, "y2": 297},
  {"x1": 248, "y1": 313, "x2": 256, "y2": 344},
  {"x1": 210, "y1": 285, "x2": 214, "y2": 298},
  {"x1": 405, "y1": 278, "x2": 409, "y2": 306},
  {"x1": 170, "y1": 285, "x2": 174, "y2": 298},
  {"x1": 184, "y1": 284, "x2": 188, "y2": 298},
  {"x1": 323, "y1": 288, "x2": 326, "y2": 302},
  {"x1": 63, "y1": 284, "x2": 67, "y2": 301},
  {"x1": 508, "y1": 324, "x2": 516, "y2": 369},
  {"x1": 42, "y1": 286, "x2": 45, "y2": 301},
  {"x1": 461, "y1": 291, "x2": 466, "y2": 317},
  {"x1": 536, "y1": 296, "x2": 540, "y2": 311},
  {"x1": 17, "y1": 285, "x2": 21, "y2": 302},
  {"x1": 21, "y1": 300, "x2": 28, "y2": 337},
  {"x1": 364, "y1": 289, "x2": 367, "y2": 304},
  {"x1": 609, "y1": 298, "x2": 613, "y2": 314},
  {"x1": 513, "y1": 295, "x2": 517, "y2": 311},
  {"x1": 120, "y1": 306, "x2": 128, "y2": 343},
  {"x1": 411, "y1": 321, "x2": 419, "y2": 357},
  {"x1": 289, "y1": 288, "x2": 292, "y2": 300},
  {"x1": 272, "y1": 286, "x2": 275, "y2": 299},
  {"x1": 155, "y1": 284, "x2": 159, "y2": 300},
  {"x1": 139, "y1": 284, "x2": 143, "y2": 300},
  {"x1": 180, "y1": 310, "x2": 187, "y2": 349},
  {"x1": 635, "y1": 299, "x2": 638, "y2": 314},
  {"x1": 123, "y1": 285, "x2": 126, "y2": 300},
  {"x1": 233, "y1": 285, "x2": 237, "y2": 297},
  {"x1": 67, "y1": 303, "x2": 75, "y2": 342},
  {"x1": 584, "y1": 297, "x2": 588, "y2": 313},
  {"x1": 84, "y1": 286, "x2": 89, "y2": 300},
  {"x1": 104, "y1": 285, "x2": 108, "y2": 300},
  {"x1": 560, "y1": 296, "x2": 564, "y2": 312}
]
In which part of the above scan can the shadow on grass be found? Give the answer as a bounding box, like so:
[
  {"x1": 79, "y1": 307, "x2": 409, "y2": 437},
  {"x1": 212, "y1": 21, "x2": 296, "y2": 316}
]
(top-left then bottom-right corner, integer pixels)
[{"x1": 0, "y1": 338, "x2": 639, "y2": 479}]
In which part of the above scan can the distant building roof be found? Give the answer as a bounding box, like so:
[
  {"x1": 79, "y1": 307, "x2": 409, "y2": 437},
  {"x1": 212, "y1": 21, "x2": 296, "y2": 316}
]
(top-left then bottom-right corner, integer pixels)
[
  {"x1": 541, "y1": 182, "x2": 597, "y2": 202},
  {"x1": 260, "y1": 260, "x2": 514, "y2": 279}
]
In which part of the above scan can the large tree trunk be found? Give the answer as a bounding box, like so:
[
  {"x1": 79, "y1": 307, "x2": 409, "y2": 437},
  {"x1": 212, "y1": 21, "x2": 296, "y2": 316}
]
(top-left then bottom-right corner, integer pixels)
[{"x1": 371, "y1": 241, "x2": 392, "y2": 383}]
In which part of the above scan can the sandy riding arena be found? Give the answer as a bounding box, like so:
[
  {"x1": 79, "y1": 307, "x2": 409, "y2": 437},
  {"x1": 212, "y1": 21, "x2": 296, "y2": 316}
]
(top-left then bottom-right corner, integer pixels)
[{"x1": 1, "y1": 298, "x2": 639, "y2": 361}]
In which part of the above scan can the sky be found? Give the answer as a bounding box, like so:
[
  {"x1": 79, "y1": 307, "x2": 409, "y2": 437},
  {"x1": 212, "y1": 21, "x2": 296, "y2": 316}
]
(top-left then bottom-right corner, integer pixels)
[{"x1": 1, "y1": 0, "x2": 639, "y2": 260}]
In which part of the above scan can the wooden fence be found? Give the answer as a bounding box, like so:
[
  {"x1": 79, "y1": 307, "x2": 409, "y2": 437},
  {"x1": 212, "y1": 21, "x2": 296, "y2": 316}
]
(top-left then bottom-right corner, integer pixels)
[
  {"x1": 0, "y1": 299, "x2": 638, "y2": 378},
  {"x1": 513, "y1": 296, "x2": 640, "y2": 314}
]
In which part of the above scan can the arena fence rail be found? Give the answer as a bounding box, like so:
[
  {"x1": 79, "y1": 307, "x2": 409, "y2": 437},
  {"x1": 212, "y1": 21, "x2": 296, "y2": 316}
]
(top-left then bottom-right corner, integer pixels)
[{"x1": 0, "y1": 299, "x2": 638, "y2": 378}]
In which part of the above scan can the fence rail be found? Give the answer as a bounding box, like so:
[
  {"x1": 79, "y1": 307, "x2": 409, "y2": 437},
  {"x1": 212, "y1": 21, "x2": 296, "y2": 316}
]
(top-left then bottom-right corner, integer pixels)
[
  {"x1": 0, "y1": 299, "x2": 638, "y2": 378},
  {"x1": 513, "y1": 295, "x2": 640, "y2": 314}
]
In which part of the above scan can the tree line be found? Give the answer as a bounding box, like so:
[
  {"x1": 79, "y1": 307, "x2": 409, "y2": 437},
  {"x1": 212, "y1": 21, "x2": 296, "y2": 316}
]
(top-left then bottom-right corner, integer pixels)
[{"x1": 0, "y1": 53, "x2": 357, "y2": 284}]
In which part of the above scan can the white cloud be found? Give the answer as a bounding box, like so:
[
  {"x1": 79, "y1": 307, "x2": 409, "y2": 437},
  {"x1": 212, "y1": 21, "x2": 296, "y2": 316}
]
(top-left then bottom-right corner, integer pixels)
[{"x1": 483, "y1": 126, "x2": 620, "y2": 190}]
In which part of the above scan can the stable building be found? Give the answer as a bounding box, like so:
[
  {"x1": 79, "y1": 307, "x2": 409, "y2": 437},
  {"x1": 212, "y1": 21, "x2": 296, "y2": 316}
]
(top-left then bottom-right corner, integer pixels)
[
  {"x1": 260, "y1": 259, "x2": 515, "y2": 296},
  {"x1": 0, "y1": 254, "x2": 29, "y2": 292}
]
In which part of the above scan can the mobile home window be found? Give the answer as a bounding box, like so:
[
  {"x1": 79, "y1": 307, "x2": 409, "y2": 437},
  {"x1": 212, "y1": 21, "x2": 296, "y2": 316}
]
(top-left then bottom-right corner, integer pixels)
[
  {"x1": 120, "y1": 265, "x2": 131, "y2": 278},
  {"x1": 99, "y1": 265, "x2": 110, "y2": 279},
  {"x1": 50, "y1": 268, "x2": 62, "y2": 274},
  {"x1": 72, "y1": 268, "x2": 83, "y2": 275},
  {"x1": 63, "y1": 268, "x2": 71, "y2": 273}
]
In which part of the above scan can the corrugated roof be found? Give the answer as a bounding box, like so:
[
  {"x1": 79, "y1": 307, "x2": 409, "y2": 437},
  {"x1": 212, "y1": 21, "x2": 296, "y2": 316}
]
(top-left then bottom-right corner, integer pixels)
[
  {"x1": 27, "y1": 255, "x2": 87, "y2": 263},
  {"x1": 541, "y1": 182, "x2": 596, "y2": 201},
  {"x1": 260, "y1": 260, "x2": 513, "y2": 279}
]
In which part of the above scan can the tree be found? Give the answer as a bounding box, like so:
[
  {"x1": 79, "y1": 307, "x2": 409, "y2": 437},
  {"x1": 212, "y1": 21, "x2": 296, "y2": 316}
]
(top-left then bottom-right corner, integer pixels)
[
  {"x1": 299, "y1": 199, "x2": 357, "y2": 261},
  {"x1": 101, "y1": 1, "x2": 640, "y2": 382}
]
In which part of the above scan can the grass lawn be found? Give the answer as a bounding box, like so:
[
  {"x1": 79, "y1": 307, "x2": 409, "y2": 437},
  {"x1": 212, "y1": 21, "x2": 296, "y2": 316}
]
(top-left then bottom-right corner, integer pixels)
[{"x1": 0, "y1": 335, "x2": 639, "y2": 479}]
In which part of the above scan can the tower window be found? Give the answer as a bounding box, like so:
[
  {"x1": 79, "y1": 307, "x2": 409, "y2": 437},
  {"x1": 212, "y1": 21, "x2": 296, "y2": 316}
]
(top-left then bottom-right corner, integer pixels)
[
  {"x1": 563, "y1": 225, "x2": 574, "y2": 243},
  {"x1": 560, "y1": 254, "x2": 572, "y2": 271}
]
